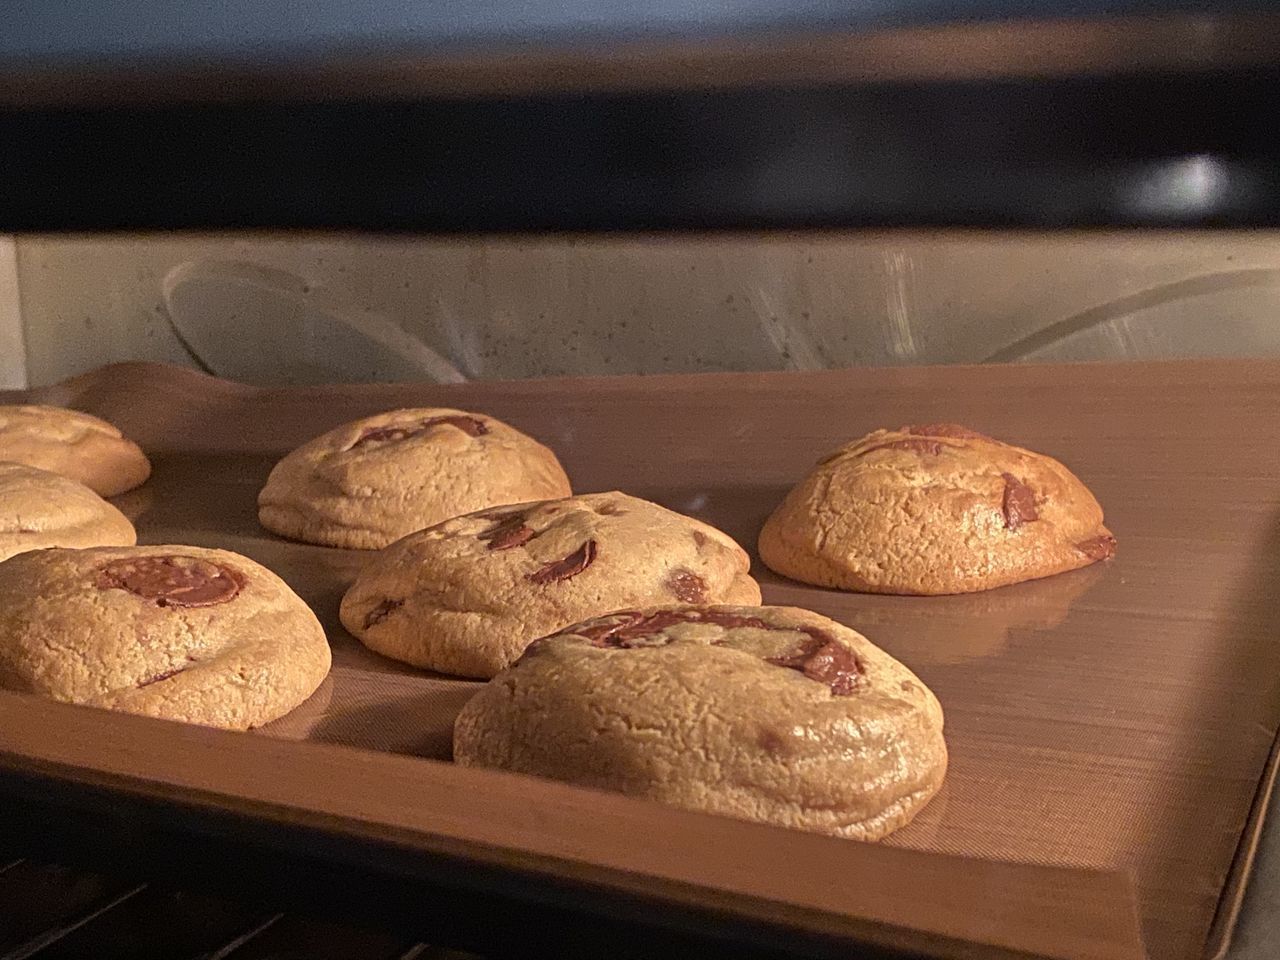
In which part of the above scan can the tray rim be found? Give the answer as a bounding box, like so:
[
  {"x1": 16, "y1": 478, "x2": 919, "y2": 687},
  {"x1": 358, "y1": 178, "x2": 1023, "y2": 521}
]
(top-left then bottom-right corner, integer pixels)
[
  {"x1": 0, "y1": 690, "x2": 1145, "y2": 960},
  {"x1": 1205, "y1": 715, "x2": 1280, "y2": 960}
]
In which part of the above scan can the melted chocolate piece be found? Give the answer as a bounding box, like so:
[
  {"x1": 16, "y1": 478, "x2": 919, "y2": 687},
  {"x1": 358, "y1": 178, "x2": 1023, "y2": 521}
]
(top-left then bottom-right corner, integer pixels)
[
  {"x1": 766, "y1": 628, "x2": 862, "y2": 696},
  {"x1": 667, "y1": 569, "x2": 709, "y2": 603},
  {"x1": 1076, "y1": 534, "x2": 1117, "y2": 561},
  {"x1": 527, "y1": 540, "x2": 597, "y2": 584},
  {"x1": 363, "y1": 598, "x2": 404, "y2": 629},
  {"x1": 489, "y1": 524, "x2": 536, "y2": 550},
  {"x1": 582, "y1": 609, "x2": 772, "y2": 648},
  {"x1": 477, "y1": 512, "x2": 536, "y2": 551},
  {"x1": 580, "y1": 613, "x2": 679, "y2": 649},
  {"x1": 763, "y1": 630, "x2": 830, "y2": 668},
  {"x1": 96, "y1": 556, "x2": 244, "y2": 608},
  {"x1": 576, "y1": 611, "x2": 648, "y2": 647},
  {"x1": 906, "y1": 423, "x2": 989, "y2": 440},
  {"x1": 796, "y1": 640, "x2": 862, "y2": 696},
  {"x1": 580, "y1": 609, "x2": 863, "y2": 694},
  {"x1": 1001, "y1": 472, "x2": 1039, "y2": 530},
  {"x1": 432, "y1": 415, "x2": 488, "y2": 437},
  {"x1": 691, "y1": 530, "x2": 708, "y2": 548},
  {"x1": 353, "y1": 415, "x2": 488, "y2": 448}
]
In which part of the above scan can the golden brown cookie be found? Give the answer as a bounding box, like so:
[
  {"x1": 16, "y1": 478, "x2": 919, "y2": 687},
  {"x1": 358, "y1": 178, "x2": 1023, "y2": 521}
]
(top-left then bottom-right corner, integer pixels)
[
  {"x1": 0, "y1": 545, "x2": 331, "y2": 730},
  {"x1": 341, "y1": 491, "x2": 761, "y2": 678},
  {"x1": 0, "y1": 461, "x2": 136, "y2": 561},
  {"x1": 258, "y1": 407, "x2": 571, "y2": 549},
  {"x1": 0, "y1": 405, "x2": 151, "y2": 496},
  {"x1": 455, "y1": 604, "x2": 946, "y2": 840},
  {"x1": 758, "y1": 423, "x2": 1115, "y2": 595}
]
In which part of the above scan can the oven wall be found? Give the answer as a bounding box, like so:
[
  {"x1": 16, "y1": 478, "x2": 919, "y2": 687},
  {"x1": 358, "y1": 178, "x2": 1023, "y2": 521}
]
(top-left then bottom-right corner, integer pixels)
[
  {"x1": 0, "y1": 239, "x2": 24, "y2": 388},
  {"x1": 11, "y1": 233, "x2": 1280, "y2": 386}
]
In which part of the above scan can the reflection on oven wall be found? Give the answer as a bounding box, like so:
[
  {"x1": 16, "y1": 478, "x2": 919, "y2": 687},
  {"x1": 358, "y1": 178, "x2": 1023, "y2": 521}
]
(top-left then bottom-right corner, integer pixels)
[{"x1": 7, "y1": 233, "x2": 1280, "y2": 388}]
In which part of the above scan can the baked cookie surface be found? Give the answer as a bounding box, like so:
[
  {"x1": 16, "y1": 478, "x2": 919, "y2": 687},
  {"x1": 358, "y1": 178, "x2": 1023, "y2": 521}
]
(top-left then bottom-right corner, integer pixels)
[
  {"x1": 258, "y1": 407, "x2": 571, "y2": 549},
  {"x1": 0, "y1": 462, "x2": 136, "y2": 561},
  {"x1": 0, "y1": 404, "x2": 151, "y2": 496},
  {"x1": 454, "y1": 604, "x2": 946, "y2": 840},
  {"x1": 0, "y1": 545, "x2": 331, "y2": 730},
  {"x1": 758, "y1": 423, "x2": 1115, "y2": 595},
  {"x1": 341, "y1": 491, "x2": 761, "y2": 678}
]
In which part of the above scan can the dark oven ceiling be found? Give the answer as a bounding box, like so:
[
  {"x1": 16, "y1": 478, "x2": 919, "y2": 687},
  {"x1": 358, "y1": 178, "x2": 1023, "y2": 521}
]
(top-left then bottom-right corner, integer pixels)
[{"x1": 3, "y1": 3, "x2": 1279, "y2": 232}]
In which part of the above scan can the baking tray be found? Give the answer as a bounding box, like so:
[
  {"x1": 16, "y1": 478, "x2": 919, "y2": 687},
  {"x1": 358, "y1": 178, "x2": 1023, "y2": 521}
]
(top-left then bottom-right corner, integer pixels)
[{"x1": 3, "y1": 358, "x2": 1279, "y2": 960}]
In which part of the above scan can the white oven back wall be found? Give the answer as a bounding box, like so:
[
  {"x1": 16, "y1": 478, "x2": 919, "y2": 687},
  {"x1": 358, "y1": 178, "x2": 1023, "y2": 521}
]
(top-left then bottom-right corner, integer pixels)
[
  {"x1": 0, "y1": 239, "x2": 25, "y2": 389},
  {"x1": 12, "y1": 233, "x2": 1280, "y2": 386}
]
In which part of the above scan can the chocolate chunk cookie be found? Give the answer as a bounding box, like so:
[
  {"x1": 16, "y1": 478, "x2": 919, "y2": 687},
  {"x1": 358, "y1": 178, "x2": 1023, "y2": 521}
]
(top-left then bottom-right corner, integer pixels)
[
  {"x1": 759, "y1": 424, "x2": 1115, "y2": 594},
  {"x1": 0, "y1": 462, "x2": 136, "y2": 561},
  {"x1": 454, "y1": 604, "x2": 946, "y2": 840},
  {"x1": 0, "y1": 545, "x2": 331, "y2": 730},
  {"x1": 0, "y1": 405, "x2": 150, "y2": 496},
  {"x1": 341, "y1": 491, "x2": 761, "y2": 677},
  {"x1": 258, "y1": 407, "x2": 571, "y2": 549}
]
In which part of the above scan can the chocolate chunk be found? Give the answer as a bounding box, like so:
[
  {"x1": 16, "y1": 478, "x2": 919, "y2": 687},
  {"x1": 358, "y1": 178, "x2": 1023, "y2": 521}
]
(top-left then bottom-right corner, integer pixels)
[
  {"x1": 691, "y1": 530, "x2": 708, "y2": 548},
  {"x1": 353, "y1": 415, "x2": 488, "y2": 448},
  {"x1": 1001, "y1": 472, "x2": 1039, "y2": 530},
  {"x1": 582, "y1": 610, "x2": 862, "y2": 694},
  {"x1": 488, "y1": 524, "x2": 535, "y2": 550},
  {"x1": 667, "y1": 569, "x2": 709, "y2": 603},
  {"x1": 527, "y1": 540, "x2": 597, "y2": 584},
  {"x1": 580, "y1": 609, "x2": 771, "y2": 648},
  {"x1": 432, "y1": 415, "x2": 488, "y2": 437},
  {"x1": 573, "y1": 612, "x2": 639, "y2": 647},
  {"x1": 766, "y1": 627, "x2": 862, "y2": 696},
  {"x1": 581, "y1": 613, "x2": 677, "y2": 649},
  {"x1": 859, "y1": 437, "x2": 944, "y2": 457},
  {"x1": 906, "y1": 423, "x2": 988, "y2": 440},
  {"x1": 355, "y1": 424, "x2": 412, "y2": 446},
  {"x1": 363, "y1": 597, "x2": 404, "y2": 629},
  {"x1": 1076, "y1": 534, "x2": 1117, "y2": 561},
  {"x1": 96, "y1": 555, "x2": 245, "y2": 608},
  {"x1": 477, "y1": 512, "x2": 536, "y2": 551},
  {"x1": 796, "y1": 640, "x2": 862, "y2": 696},
  {"x1": 764, "y1": 627, "x2": 844, "y2": 668}
]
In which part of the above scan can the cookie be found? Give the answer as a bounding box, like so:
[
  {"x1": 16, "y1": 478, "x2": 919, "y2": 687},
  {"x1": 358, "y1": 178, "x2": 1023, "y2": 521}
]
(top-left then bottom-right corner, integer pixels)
[
  {"x1": 758, "y1": 423, "x2": 1115, "y2": 594},
  {"x1": 341, "y1": 491, "x2": 761, "y2": 678},
  {"x1": 0, "y1": 462, "x2": 136, "y2": 562},
  {"x1": 0, "y1": 545, "x2": 331, "y2": 730},
  {"x1": 258, "y1": 407, "x2": 572, "y2": 549},
  {"x1": 0, "y1": 405, "x2": 151, "y2": 496},
  {"x1": 454, "y1": 604, "x2": 946, "y2": 840}
]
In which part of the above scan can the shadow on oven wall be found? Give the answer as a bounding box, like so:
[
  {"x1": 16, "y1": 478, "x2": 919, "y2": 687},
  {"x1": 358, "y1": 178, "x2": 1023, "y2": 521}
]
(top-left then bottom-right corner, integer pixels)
[{"x1": 8, "y1": 232, "x2": 1280, "y2": 387}]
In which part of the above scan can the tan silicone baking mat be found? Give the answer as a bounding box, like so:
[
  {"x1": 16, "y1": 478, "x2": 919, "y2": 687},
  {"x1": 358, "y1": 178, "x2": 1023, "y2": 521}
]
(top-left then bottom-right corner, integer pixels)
[{"x1": 13, "y1": 359, "x2": 1280, "y2": 960}]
